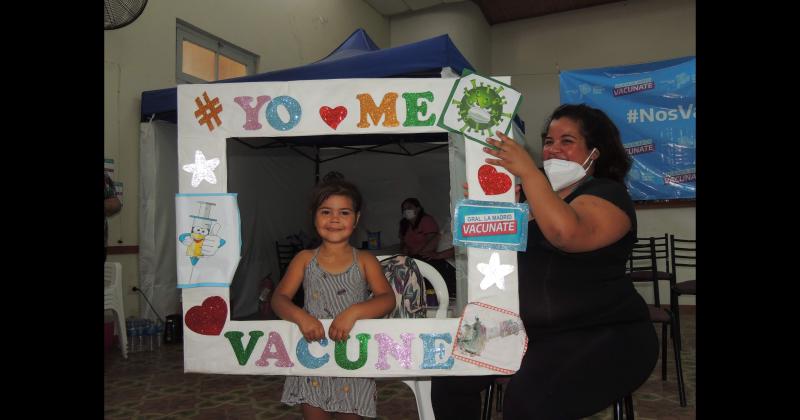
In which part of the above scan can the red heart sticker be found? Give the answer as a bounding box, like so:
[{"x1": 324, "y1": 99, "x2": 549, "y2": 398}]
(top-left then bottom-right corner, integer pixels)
[
  {"x1": 184, "y1": 296, "x2": 228, "y2": 336},
  {"x1": 478, "y1": 165, "x2": 512, "y2": 195},
  {"x1": 319, "y1": 106, "x2": 348, "y2": 130}
]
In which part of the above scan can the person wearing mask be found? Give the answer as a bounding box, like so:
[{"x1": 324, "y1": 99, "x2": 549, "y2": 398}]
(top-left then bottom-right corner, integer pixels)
[
  {"x1": 431, "y1": 104, "x2": 658, "y2": 419},
  {"x1": 398, "y1": 198, "x2": 440, "y2": 259}
]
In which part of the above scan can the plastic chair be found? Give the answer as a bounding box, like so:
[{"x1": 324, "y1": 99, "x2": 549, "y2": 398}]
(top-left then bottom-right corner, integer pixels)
[
  {"x1": 378, "y1": 255, "x2": 449, "y2": 420},
  {"x1": 669, "y1": 235, "x2": 696, "y2": 351},
  {"x1": 628, "y1": 237, "x2": 686, "y2": 406},
  {"x1": 104, "y1": 262, "x2": 128, "y2": 359}
]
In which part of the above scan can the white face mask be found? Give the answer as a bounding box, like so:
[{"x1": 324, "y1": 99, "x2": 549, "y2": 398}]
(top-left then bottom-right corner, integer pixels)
[
  {"x1": 543, "y1": 148, "x2": 597, "y2": 192},
  {"x1": 403, "y1": 209, "x2": 417, "y2": 220}
]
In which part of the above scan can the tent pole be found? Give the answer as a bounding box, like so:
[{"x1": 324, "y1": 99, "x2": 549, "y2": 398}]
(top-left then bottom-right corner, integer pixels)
[{"x1": 315, "y1": 146, "x2": 320, "y2": 184}]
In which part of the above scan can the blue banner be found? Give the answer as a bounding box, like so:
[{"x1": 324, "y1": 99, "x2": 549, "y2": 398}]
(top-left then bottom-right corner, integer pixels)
[{"x1": 560, "y1": 57, "x2": 695, "y2": 201}]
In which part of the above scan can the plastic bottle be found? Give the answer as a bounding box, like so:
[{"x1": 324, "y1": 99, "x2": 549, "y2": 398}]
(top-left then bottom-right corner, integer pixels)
[
  {"x1": 130, "y1": 321, "x2": 141, "y2": 353},
  {"x1": 139, "y1": 320, "x2": 148, "y2": 352},
  {"x1": 126, "y1": 319, "x2": 136, "y2": 354},
  {"x1": 138, "y1": 319, "x2": 147, "y2": 353},
  {"x1": 146, "y1": 320, "x2": 156, "y2": 351},
  {"x1": 155, "y1": 321, "x2": 164, "y2": 349}
]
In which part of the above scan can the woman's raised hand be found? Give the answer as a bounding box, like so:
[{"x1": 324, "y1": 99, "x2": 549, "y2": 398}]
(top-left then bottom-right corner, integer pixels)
[{"x1": 483, "y1": 131, "x2": 537, "y2": 179}]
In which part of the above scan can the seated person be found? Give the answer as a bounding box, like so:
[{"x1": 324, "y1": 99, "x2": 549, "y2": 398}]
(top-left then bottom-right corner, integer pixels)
[
  {"x1": 418, "y1": 219, "x2": 456, "y2": 299},
  {"x1": 398, "y1": 198, "x2": 439, "y2": 258}
]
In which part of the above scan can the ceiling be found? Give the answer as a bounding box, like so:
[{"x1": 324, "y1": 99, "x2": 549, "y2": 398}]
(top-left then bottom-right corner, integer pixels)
[{"x1": 364, "y1": 0, "x2": 625, "y2": 25}]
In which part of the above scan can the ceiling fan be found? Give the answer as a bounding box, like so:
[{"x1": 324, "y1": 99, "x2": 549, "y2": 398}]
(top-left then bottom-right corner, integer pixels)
[{"x1": 104, "y1": 0, "x2": 148, "y2": 30}]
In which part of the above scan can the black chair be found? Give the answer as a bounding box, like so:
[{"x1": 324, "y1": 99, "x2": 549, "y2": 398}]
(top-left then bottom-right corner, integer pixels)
[
  {"x1": 275, "y1": 241, "x2": 302, "y2": 306},
  {"x1": 275, "y1": 241, "x2": 300, "y2": 279},
  {"x1": 480, "y1": 376, "x2": 510, "y2": 420},
  {"x1": 669, "y1": 235, "x2": 696, "y2": 351},
  {"x1": 481, "y1": 379, "x2": 634, "y2": 419},
  {"x1": 628, "y1": 236, "x2": 687, "y2": 407},
  {"x1": 629, "y1": 234, "x2": 670, "y2": 284},
  {"x1": 612, "y1": 394, "x2": 635, "y2": 420}
]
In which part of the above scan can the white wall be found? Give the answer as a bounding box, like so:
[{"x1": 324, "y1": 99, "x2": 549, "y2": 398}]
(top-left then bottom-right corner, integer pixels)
[
  {"x1": 105, "y1": 0, "x2": 389, "y2": 317},
  {"x1": 390, "y1": 0, "x2": 696, "y2": 305},
  {"x1": 390, "y1": 1, "x2": 490, "y2": 72}
]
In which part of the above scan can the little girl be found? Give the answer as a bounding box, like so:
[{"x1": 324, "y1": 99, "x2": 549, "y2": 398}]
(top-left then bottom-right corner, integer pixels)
[{"x1": 272, "y1": 178, "x2": 396, "y2": 420}]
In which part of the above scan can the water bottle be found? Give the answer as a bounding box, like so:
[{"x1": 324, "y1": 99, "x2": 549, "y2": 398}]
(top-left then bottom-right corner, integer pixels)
[
  {"x1": 146, "y1": 320, "x2": 156, "y2": 351},
  {"x1": 155, "y1": 321, "x2": 164, "y2": 348},
  {"x1": 147, "y1": 319, "x2": 154, "y2": 351},
  {"x1": 130, "y1": 322, "x2": 141, "y2": 353},
  {"x1": 126, "y1": 319, "x2": 136, "y2": 354},
  {"x1": 139, "y1": 320, "x2": 148, "y2": 352},
  {"x1": 137, "y1": 319, "x2": 147, "y2": 353}
]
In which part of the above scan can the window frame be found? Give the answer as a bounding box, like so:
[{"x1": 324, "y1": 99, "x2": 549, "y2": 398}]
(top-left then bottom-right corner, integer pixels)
[{"x1": 176, "y1": 19, "x2": 258, "y2": 84}]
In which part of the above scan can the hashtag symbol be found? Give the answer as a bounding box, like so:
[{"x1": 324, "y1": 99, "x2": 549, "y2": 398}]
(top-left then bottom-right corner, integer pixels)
[
  {"x1": 194, "y1": 92, "x2": 223, "y2": 131},
  {"x1": 626, "y1": 109, "x2": 638, "y2": 124}
]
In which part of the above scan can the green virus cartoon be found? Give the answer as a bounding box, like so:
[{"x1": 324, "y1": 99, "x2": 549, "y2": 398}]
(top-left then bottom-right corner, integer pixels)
[{"x1": 452, "y1": 79, "x2": 514, "y2": 137}]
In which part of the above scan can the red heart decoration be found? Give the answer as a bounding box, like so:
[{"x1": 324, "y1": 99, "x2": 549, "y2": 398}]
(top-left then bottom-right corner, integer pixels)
[
  {"x1": 184, "y1": 296, "x2": 228, "y2": 336},
  {"x1": 478, "y1": 165, "x2": 512, "y2": 195},
  {"x1": 319, "y1": 106, "x2": 348, "y2": 130}
]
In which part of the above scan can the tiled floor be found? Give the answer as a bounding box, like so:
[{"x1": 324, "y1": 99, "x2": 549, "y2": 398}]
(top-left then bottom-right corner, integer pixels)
[{"x1": 104, "y1": 309, "x2": 695, "y2": 419}]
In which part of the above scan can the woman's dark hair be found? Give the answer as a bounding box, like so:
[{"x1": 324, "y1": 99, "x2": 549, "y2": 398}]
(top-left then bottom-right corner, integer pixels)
[
  {"x1": 399, "y1": 197, "x2": 427, "y2": 237},
  {"x1": 541, "y1": 103, "x2": 631, "y2": 183}
]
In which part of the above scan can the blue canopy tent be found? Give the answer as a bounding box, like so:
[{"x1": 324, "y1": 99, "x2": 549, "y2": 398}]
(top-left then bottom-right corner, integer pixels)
[
  {"x1": 140, "y1": 28, "x2": 474, "y2": 124},
  {"x1": 138, "y1": 29, "x2": 523, "y2": 321}
]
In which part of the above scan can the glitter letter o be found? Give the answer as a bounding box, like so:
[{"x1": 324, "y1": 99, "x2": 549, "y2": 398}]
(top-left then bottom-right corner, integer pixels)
[{"x1": 266, "y1": 95, "x2": 302, "y2": 131}]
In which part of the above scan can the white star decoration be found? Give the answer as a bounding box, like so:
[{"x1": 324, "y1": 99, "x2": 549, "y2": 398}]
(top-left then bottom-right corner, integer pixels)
[
  {"x1": 182, "y1": 150, "x2": 220, "y2": 187},
  {"x1": 476, "y1": 252, "x2": 515, "y2": 291}
]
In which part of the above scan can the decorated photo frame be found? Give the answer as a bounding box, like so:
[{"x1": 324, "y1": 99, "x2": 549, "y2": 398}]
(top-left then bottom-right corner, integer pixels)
[{"x1": 176, "y1": 76, "x2": 527, "y2": 377}]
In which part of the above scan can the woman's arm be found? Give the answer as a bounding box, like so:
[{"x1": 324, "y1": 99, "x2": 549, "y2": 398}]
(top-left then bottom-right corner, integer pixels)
[
  {"x1": 105, "y1": 196, "x2": 122, "y2": 217},
  {"x1": 484, "y1": 131, "x2": 630, "y2": 252},
  {"x1": 328, "y1": 252, "x2": 396, "y2": 341},
  {"x1": 434, "y1": 246, "x2": 455, "y2": 261},
  {"x1": 271, "y1": 250, "x2": 325, "y2": 341}
]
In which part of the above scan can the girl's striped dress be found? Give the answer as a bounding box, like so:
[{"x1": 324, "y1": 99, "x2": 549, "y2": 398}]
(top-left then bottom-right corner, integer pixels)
[{"x1": 281, "y1": 247, "x2": 377, "y2": 417}]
